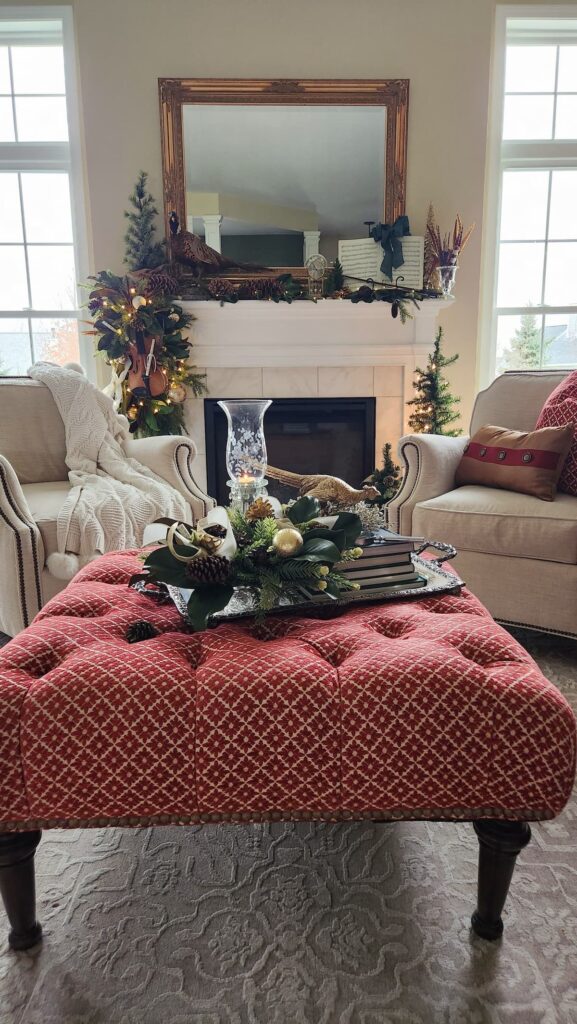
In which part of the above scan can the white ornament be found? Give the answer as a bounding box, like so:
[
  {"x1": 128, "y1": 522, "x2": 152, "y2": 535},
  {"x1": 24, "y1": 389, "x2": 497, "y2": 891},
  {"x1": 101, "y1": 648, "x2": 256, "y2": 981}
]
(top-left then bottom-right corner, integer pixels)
[
  {"x1": 132, "y1": 295, "x2": 147, "y2": 309},
  {"x1": 168, "y1": 384, "x2": 187, "y2": 404}
]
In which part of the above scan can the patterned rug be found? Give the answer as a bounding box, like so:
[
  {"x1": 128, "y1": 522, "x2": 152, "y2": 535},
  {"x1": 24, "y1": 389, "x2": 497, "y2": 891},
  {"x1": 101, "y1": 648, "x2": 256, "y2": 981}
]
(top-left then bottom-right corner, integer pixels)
[{"x1": 1, "y1": 630, "x2": 576, "y2": 1024}]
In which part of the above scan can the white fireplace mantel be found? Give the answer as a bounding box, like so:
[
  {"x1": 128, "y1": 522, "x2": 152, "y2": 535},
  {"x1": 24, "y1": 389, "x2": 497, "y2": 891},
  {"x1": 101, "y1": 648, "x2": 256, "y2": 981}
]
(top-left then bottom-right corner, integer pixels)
[
  {"x1": 182, "y1": 297, "x2": 451, "y2": 494},
  {"x1": 183, "y1": 298, "x2": 451, "y2": 370}
]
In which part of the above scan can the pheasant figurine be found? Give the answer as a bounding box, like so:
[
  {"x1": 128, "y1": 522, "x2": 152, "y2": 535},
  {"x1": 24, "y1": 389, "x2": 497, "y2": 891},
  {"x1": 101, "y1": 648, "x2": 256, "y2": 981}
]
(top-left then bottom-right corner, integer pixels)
[
  {"x1": 266, "y1": 466, "x2": 380, "y2": 507},
  {"x1": 168, "y1": 212, "x2": 267, "y2": 277}
]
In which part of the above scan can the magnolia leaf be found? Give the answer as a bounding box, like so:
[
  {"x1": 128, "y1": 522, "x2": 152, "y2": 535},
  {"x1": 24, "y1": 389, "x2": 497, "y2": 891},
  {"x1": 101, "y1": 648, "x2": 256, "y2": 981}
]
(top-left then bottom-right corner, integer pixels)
[
  {"x1": 307, "y1": 527, "x2": 347, "y2": 548},
  {"x1": 332, "y1": 513, "x2": 362, "y2": 546},
  {"x1": 187, "y1": 584, "x2": 234, "y2": 632},
  {"x1": 298, "y1": 537, "x2": 342, "y2": 563},
  {"x1": 142, "y1": 545, "x2": 194, "y2": 581},
  {"x1": 286, "y1": 496, "x2": 321, "y2": 525}
]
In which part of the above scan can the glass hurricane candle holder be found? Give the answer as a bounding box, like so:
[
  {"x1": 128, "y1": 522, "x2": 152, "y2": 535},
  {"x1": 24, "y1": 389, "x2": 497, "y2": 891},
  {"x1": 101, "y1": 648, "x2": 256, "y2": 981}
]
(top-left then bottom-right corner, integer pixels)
[{"x1": 218, "y1": 399, "x2": 272, "y2": 510}]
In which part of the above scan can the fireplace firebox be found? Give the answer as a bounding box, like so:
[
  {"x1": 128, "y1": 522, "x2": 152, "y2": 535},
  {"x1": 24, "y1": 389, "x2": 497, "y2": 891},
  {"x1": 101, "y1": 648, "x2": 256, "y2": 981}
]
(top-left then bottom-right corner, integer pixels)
[{"x1": 204, "y1": 397, "x2": 376, "y2": 506}]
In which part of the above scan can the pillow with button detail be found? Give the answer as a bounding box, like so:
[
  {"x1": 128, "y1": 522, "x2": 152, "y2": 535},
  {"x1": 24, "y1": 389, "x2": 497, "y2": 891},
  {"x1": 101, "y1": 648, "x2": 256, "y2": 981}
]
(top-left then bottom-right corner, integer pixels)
[
  {"x1": 535, "y1": 370, "x2": 577, "y2": 496},
  {"x1": 455, "y1": 423, "x2": 574, "y2": 502}
]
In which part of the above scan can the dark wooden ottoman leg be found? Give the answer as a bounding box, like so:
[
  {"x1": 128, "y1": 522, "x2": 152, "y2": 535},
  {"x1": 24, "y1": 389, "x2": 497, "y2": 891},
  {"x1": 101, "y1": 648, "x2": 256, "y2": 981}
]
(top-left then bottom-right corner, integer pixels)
[
  {"x1": 471, "y1": 820, "x2": 531, "y2": 940},
  {"x1": 0, "y1": 831, "x2": 42, "y2": 950}
]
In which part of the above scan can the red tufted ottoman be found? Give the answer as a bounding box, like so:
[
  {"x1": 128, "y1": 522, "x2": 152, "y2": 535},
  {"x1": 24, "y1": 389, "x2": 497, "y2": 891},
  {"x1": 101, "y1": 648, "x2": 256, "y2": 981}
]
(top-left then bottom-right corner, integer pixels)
[{"x1": 0, "y1": 551, "x2": 575, "y2": 950}]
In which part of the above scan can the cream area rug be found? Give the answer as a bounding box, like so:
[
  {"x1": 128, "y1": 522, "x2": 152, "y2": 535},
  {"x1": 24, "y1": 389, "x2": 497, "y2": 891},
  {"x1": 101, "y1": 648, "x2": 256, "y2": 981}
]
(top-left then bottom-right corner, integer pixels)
[{"x1": 1, "y1": 631, "x2": 576, "y2": 1024}]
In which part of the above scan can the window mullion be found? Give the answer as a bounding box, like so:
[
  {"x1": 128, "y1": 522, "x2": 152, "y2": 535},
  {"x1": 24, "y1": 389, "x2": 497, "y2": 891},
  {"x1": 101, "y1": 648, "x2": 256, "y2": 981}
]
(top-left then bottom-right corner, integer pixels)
[
  {"x1": 6, "y1": 44, "x2": 17, "y2": 142},
  {"x1": 552, "y1": 44, "x2": 560, "y2": 140},
  {"x1": 15, "y1": 170, "x2": 35, "y2": 361}
]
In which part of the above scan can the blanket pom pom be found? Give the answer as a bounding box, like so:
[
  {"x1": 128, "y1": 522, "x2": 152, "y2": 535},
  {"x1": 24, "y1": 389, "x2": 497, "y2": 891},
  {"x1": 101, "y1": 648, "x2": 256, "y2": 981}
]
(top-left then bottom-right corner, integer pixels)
[{"x1": 47, "y1": 552, "x2": 80, "y2": 580}]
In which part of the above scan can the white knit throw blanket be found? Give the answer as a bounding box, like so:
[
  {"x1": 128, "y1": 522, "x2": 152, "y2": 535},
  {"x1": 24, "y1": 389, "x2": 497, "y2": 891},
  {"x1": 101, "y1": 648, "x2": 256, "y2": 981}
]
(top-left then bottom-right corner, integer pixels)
[{"x1": 29, "y1": 363, "x2": 191, "y2": 580}]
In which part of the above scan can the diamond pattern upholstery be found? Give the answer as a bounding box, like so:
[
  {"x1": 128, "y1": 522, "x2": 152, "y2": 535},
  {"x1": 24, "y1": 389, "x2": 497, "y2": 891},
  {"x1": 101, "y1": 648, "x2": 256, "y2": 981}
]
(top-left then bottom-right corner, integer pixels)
[{"x1": 0, "y1": 551, "x2": 575, "y2": 830}]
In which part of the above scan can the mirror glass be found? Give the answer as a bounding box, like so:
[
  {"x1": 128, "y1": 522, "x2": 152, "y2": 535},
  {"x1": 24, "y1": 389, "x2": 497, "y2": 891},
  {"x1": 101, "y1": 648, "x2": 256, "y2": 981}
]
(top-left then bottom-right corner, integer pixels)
[{"x1": 182, "y1": 104, "x2": 386, "y2": 267}]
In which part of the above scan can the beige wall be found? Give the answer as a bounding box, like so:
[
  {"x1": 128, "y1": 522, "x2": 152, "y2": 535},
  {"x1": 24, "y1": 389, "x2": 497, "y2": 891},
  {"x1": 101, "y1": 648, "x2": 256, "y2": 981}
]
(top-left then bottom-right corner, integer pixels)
[{"x1": 5, "y1": 0, "x2": 557, "y2": 424}]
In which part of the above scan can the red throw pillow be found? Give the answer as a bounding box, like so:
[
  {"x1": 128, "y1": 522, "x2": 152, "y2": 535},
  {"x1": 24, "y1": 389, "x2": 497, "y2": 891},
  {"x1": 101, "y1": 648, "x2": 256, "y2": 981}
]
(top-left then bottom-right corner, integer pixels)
[{"x1": 536, "y1": 371, "x2": 577, "y2": 495}]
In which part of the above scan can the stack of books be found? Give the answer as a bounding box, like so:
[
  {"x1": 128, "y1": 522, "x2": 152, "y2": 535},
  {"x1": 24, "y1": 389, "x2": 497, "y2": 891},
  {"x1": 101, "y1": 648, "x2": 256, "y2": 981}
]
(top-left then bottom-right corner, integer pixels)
[{"x1": 337, "y1": 528, "x2": 427, "y2": 592}]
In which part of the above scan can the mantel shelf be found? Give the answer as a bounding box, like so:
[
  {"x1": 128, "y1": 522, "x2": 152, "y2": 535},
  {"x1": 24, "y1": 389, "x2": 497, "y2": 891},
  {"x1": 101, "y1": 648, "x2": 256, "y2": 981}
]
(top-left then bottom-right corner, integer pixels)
[
  {"x1": 182, "y1": 297, "x2": 452, "y2": 320},
  {"x1": 182, "y1": 296, "x2": 453, "y2": 369}
]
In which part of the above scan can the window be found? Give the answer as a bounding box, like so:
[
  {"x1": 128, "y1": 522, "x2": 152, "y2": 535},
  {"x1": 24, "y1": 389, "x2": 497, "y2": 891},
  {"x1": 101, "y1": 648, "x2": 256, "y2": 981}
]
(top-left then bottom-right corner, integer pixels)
[
  {"x1": 483, "y1": 10, "x2": 577, "y2": 379},
  {"x1": 0, "y1": 9, "x2": 88, "y2": 377}
]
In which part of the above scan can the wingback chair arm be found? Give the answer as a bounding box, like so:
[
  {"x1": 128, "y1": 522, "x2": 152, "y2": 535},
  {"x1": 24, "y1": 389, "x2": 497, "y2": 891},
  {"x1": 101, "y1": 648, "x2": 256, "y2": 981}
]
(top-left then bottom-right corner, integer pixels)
[
  {"x1": 0, "y1": 455, "x2": 44, "y2": 635},
  {"x1": 386, "y1": 434, "x2": 469, "y2": 535},
  {"x1": 123, "y1": 435, "x2": 215, "y2": 522}
]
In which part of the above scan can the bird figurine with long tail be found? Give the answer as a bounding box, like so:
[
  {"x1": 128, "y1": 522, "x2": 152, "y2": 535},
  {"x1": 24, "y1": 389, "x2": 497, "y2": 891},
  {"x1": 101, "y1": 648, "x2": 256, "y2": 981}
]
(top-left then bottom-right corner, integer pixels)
[
  {"x1": 266, "y1": 466, "x2": 379, "y2": 507},
  {"x1": 169, "y1": 211, "x2": 268, "y2": 277}
]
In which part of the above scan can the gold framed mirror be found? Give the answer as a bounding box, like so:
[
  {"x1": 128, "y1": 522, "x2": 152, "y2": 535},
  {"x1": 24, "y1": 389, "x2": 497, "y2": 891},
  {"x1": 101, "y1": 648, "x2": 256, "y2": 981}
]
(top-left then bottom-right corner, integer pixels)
[{"x1": 158, "y1": 78, "x2": 409, "y2": 284}]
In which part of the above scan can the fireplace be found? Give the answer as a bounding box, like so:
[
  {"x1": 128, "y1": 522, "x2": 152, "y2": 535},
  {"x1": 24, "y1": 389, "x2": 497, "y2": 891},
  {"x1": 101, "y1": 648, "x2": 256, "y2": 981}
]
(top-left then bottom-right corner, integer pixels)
[{"x1": 204, "y1": 397, "x2": 376, "y2": 505}]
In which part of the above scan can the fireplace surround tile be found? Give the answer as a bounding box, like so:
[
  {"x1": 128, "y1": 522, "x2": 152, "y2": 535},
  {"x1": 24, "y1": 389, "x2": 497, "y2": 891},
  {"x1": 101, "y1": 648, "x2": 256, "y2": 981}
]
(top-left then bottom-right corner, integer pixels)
[
  {"x1": 375, "y1": 397, "x2": 404, "y2": 455},
  {"x1": 206, "y1": 367, "x2": 264, "y2": 398},
  {"x1": 318, "y1": 366, "x2": 374, "y2": 397},
  {"x1": 262, "y1": 367, "x2": 319, "y2": 398},
  {"x1": 374, "y1": 365, "x2": 404, "y2": 398}
]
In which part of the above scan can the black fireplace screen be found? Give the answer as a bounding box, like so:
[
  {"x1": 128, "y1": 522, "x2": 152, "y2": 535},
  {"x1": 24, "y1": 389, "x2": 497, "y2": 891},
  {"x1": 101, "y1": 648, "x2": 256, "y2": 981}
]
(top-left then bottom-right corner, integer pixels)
[{"x1": 204, "y1": 397, "x2": 376, "y2": 506}]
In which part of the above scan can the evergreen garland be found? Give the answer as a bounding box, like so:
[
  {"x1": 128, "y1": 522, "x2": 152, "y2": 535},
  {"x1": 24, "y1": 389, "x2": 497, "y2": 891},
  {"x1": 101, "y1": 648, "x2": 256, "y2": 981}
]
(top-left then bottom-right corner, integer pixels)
[
  {"x1": 137, "y1": 498, "x2": 363, "y2": 631},
  {"x1": 324, "y1": 257, "x2": 345, "y2": 296},
  {"x1": 124, "y1": 171, "x2": 165, "y2": 271},
  {"x1": 407, "y1": 327, "x2": 461, "y2": 435},
  {"x1": 364, "y1": 443, "x2": 402, "y2": 506},
  {"x1": 85, "y1": 269, "x2": 206, "y2": 437}
]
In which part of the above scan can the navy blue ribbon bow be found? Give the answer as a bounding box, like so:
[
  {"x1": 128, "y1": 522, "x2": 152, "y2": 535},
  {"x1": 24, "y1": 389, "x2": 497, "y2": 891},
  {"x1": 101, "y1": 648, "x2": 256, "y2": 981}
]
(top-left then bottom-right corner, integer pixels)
[{"x1": 370, "y1": 215, "x2": 410, "y2": 279}]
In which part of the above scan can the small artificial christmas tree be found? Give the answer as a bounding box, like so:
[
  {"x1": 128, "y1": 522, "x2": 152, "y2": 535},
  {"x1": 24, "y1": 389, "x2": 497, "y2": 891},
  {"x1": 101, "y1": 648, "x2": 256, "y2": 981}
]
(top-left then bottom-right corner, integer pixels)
[
  {"x1": 324, "y1": 257, "x2": 345, "y2": 296},
  {"x1": 407, "y1": 327, "x2": 461, "y2": 435},
  {"x1": 123, "y1": 171, "x2": 166, "y2": 271},
  {"x1": 364, "y1": 442, "x2": 402, "y2": 506}
]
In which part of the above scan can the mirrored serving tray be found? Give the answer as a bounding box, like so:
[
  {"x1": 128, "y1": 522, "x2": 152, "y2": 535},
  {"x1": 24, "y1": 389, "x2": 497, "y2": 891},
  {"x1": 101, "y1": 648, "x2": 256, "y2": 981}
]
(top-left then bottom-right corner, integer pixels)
[{"x1": 164, "y1": 550, "x2": 464, "y2": 626}]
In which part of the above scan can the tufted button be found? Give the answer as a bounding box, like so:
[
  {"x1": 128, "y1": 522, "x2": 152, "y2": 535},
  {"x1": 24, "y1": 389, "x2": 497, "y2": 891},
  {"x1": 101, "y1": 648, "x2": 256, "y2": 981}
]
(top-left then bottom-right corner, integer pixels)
[
  {"x1": 498, "y1": 450, "x2": 507, "y2": 461},
  {"x1": 479, "y1": 447, "x2": 487, "y2": 457},
  {"x1": 523, "y1": 451, "x2": 533, "y2": 463}
]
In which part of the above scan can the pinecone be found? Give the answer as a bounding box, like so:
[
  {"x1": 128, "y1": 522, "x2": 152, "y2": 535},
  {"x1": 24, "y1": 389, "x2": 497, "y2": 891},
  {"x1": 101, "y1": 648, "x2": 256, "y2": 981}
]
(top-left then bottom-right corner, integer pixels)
[
  {"x1": 206, "y1": 279, "x2": 238, "y2": 301},
  {"x1": 184, "y1": 554, "x2": 231, "y2": 584},
  {"x1": 246, "y1": 498, "x2": 274, "y2": 521},
  {"x1": 144, "y1": 268, "x2": 180, "y2": 296},
  {"x1": 126, "y1": 620, "x2": 159, "y2": 643}
]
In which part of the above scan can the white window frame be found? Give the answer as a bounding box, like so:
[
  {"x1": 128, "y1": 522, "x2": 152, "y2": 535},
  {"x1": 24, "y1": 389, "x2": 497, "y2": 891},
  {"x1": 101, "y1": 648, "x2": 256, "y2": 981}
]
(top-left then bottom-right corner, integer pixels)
[
  {"x1": 0, "y1": 5, "x2": 93, "y2": 379},
  {"x1": 478, "y1": 4, "x2": 577, "y2": 386}
]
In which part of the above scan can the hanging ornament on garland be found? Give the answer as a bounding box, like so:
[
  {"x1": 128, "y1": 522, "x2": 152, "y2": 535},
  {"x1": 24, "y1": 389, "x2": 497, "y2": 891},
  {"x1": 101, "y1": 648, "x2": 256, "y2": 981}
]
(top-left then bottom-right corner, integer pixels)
[{"x1": 167, "y1": 383, "x2": 187, "y2": 404}]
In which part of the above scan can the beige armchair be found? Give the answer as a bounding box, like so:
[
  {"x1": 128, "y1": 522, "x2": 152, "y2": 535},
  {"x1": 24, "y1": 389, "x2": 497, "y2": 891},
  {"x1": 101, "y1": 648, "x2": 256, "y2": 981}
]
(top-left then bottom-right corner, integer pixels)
[
  {"x1": 0, "y1": 377, "x2": 214, "y2": 637},
  {"x1": 387, "y1": 371, "x2": 577, "y2": 637}
]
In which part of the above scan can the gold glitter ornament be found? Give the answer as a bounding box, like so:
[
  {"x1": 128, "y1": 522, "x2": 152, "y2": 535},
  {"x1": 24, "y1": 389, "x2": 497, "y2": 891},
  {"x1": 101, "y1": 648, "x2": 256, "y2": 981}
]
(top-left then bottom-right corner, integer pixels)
[
  {"x1": 272, "y1": 527, "x2": 303, "y2": 557},
  {"x1": 127, "y1": 405, "x2": 138, "y2": 421}
]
